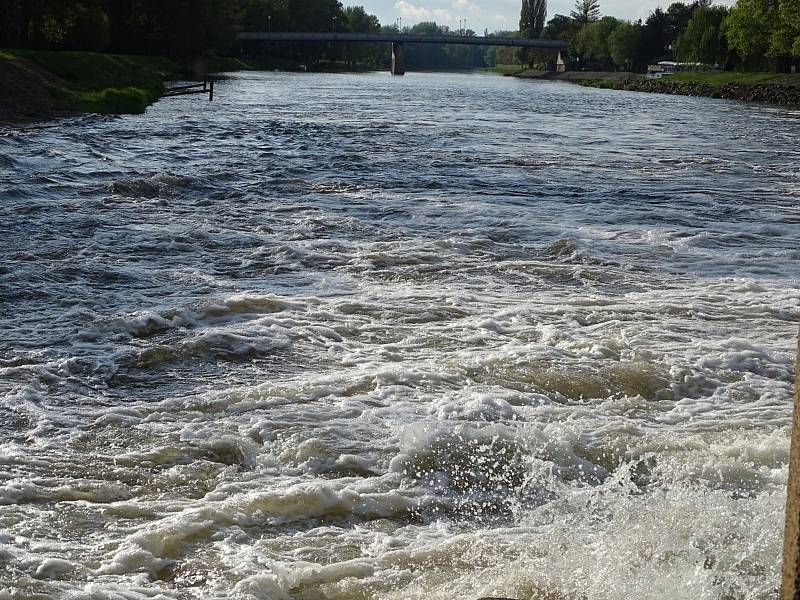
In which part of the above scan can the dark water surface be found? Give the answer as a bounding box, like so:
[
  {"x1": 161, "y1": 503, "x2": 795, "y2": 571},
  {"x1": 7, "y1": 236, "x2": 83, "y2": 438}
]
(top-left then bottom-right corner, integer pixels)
[{"x1": 1, "y1": 71, "x2": 799, "y2": 599}]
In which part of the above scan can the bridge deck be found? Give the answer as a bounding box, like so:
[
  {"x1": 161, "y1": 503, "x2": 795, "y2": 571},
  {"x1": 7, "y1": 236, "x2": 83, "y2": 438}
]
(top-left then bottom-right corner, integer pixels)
[{"x1": 238, "y1": 32, "x2": 567, "y2": 49}]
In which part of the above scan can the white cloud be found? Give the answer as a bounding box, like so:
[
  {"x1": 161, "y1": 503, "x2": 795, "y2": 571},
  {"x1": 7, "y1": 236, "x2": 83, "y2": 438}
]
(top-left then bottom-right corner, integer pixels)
[
  {"x1": 394, "y1": 0, "x2": 454, "y2": 22},
  {"x1": 451, "y1": 0, "x2": 476, "y2": 10}
]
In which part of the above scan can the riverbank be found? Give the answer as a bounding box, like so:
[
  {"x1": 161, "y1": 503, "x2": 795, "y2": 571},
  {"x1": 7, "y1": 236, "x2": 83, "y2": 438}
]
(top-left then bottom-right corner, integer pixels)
[
  {"x1": 524, "y1": 70, "x2": 800, "y2": 105},
  {"x1": 516, "y1": 69, "x2": 638, "y2": 81},
  {"x1": 515, "y1": 69, "x2": 800, "y2": 105},
  {"x1": 580, "y1": 76, "x2": 800, "y2": 105},
  {"x1": 0, "y1": 50, "x2": 251, "y2": 121}
]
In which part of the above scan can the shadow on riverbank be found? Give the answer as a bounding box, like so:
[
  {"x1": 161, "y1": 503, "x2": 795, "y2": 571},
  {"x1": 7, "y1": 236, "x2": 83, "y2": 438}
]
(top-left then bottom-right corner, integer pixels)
[{"x1": 0, "y1": 50, "x2": 251, "y2": 122}]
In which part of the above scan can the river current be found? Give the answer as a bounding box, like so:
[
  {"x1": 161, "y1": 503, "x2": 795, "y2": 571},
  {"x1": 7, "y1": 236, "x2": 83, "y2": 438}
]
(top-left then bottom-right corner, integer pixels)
[{"x1": 1, "y1": 71, "x2": 799, "y2": 599}]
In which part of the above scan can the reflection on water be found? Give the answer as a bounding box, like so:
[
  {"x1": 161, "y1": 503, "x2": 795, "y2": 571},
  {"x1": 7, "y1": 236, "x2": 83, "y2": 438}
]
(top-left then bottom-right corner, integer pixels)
[{"x1": 0, "y1": 71, "x2": 798, "y2": 599}]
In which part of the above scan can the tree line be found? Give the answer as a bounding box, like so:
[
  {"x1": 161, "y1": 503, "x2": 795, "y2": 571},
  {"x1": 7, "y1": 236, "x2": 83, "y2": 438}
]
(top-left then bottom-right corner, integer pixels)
[
  {"x1": 0, "y1": 0, "x2": 797, "y2": 72},
  {"x1": 520, "y1": 0, "x2": 800, "y2": 72}
]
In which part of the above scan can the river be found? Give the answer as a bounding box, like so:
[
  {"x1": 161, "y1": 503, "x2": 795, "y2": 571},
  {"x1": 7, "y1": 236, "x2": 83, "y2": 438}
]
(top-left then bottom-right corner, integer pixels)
[{"x1": 1, "y1": 71, "x2": 799, "y2": 599}]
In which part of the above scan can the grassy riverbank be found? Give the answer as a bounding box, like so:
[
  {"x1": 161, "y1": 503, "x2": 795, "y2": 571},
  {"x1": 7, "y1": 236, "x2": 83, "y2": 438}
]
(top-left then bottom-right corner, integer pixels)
[{"x1": 0, "y1": 50, "x2": 251, "y2": 120}]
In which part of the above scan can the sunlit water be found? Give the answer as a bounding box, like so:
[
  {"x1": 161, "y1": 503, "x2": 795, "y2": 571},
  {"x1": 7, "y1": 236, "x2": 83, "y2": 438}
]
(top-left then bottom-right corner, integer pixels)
[{"x1": 1, "y1": 71, "x2": 799, "y2": 600}]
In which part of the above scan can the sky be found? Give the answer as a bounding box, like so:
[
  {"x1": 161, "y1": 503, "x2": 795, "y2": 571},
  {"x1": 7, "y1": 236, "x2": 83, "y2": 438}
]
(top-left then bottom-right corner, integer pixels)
[{"x1": 359, "y1": 0, "x2": 735, "y2": 35}]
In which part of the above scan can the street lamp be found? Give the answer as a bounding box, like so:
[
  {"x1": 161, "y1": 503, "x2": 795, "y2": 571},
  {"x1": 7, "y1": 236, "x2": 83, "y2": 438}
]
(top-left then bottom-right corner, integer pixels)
[
  {"x1": 268, "y1": 15, "x2": 271, "y2": 32},
  {"x1": 459, "y1": 18, "x2": 462, "y2": 34},
  {"x1": 332, "y1": 16, "x2": 338, "y2": 32}
]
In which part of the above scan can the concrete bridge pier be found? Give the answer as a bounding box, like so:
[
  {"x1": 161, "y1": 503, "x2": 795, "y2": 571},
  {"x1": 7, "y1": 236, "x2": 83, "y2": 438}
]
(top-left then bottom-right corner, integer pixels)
[{"x1": 391, "y1": 42, "x2": 405, "y2": 76}]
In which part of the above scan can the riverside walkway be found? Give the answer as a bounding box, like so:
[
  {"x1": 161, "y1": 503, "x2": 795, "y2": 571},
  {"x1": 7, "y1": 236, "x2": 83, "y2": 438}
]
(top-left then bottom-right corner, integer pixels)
[{"x1": 237, "y1": 31, "x2": 568, "y2": 75}]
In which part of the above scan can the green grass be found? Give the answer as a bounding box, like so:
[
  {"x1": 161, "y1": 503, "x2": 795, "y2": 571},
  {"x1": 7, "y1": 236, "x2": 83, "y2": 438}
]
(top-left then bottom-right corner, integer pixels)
[
  {"x1": 667, "y1": 71, "x2": 800, "y2": 87},
  {"x1": 1, "y1": 49, "x2": 188, "y2": 114}
]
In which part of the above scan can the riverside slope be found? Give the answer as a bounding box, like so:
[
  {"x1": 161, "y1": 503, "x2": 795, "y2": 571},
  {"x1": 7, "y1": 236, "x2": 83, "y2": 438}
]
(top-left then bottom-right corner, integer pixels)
[{"x1": 0, "y1": 50, "x2": 248, "y2": 120}]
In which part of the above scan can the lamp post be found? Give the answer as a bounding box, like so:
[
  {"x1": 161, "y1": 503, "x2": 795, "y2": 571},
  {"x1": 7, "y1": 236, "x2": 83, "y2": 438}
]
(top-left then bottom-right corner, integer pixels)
[
  {"x1": 332, "y1": 16, "x2": 338, "y2": 32},
  {"x1": 268, "y1": 15, "x2": 271, "y2": 32},
  {"x1": 459, "y1": 18, "x2": 462, "y2": 34}
]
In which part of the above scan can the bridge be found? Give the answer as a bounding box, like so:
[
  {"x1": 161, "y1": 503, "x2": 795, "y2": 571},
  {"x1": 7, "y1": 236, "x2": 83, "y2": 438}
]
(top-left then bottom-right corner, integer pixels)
[{"x1": 237, "y1": 32, "x2": 568, "y2": 75}]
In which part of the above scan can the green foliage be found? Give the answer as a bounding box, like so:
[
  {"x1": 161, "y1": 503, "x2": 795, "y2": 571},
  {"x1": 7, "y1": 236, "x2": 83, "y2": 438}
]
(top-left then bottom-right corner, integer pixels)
[
  {"x1": 403, "y1": 22, "x2": 487, "y2": 69},
  {"x1": 608, "y1": 21, "x2": 641, "y2": 69},
  {"x1": 543, "y1": 14, "x2": 577, "y2": 42},
  {"x1": 725, "y1": 0, "x2": 800, "y2": 60},
  {"x1": 641, "y1": 8, "x2": 669, "y2": 63},
  {"x1": 3, "y1": 49, "x2": 186, "y2": 114},
  {"x1": 575, "y1": 16, "x2": 640, "y2": 70},
  {"x1": 0, "y1": 0, "x2": 794, "y2": 75},
  {"x1": 674, "y1": 5, "x2": 729, "y2": 63},
  {"x1": 65, "y1": 4, "x2": 111, "y2": 52},
  {"x1": 484, "y1": 35, "x2": 525, "y2": 68},
  {"x1": 342, "y1": 6, "x2": 380, "y2": 65},
  {"x1": 67, "y1": 86, "x2": 151, "y2": 114},
  {"x1": 666, "y1": 2, "x2": 693, "y2": 42},
  {"x1": 571, "y1": 0, "x2": 601, "y2": 26},
  {"x1": 576, "y1": 16, "x2": 620, "y2": 69}
]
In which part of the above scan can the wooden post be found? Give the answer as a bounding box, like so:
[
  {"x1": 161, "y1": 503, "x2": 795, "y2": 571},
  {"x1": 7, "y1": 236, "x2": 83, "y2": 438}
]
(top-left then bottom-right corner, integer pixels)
[
  {"x1": 781, "y1": 326, "x2": 800, "y2": 599},
  {"x1": 209, "y1": 79, "x2": 214, "y2": 102}
]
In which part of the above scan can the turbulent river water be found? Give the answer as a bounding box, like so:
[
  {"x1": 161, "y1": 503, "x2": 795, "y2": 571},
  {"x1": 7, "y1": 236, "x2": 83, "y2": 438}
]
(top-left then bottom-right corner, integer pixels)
[{"x1": 1, "y1": 71, "x2": 799, "y2": 600}]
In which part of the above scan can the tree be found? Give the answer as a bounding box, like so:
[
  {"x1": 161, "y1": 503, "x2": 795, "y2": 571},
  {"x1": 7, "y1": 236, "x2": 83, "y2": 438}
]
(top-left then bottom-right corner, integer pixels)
[
  {"x1": 779, "y1": 0, "x2": 800, "y2": 55},
  {"x1": 665, "y1": 2, "x2": 693, "y2": 46},
  {"x1": 673, "y1": 5, "x2": 729, "y2": 64},
  {"x1": 343, "y1": 5, "x2": 380, "y2": 65},
  {"x1": 542, "y1": 14, "x2": 576, "y2": 42},
  {"x1": 725, "y1": 0, "x2": 800, "y2": 63},
  {"x1": 576, "y1": 15, "x2": 620, "y2": 68},
  {"x1": 608, "y1": 20, "x2": 640, "y2": 69},
  {"x1": 571, "y1": 0, "x2": 600, "y2": 26},
  {"x1": 66, "y1": 3, "x2": 111, "y2": 52},
  {"x1": 520, "y1": 0, "x2": 547, "y2": 37},
  {"x1": 641, "y1": 8, "x2": 669, "y2": 63}
]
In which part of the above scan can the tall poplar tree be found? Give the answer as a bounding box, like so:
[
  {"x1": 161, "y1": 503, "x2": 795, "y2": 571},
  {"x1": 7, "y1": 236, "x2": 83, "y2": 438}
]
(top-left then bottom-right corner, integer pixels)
[{"x1": 520, "y1": 0, "x2": 547, "y2": 37}]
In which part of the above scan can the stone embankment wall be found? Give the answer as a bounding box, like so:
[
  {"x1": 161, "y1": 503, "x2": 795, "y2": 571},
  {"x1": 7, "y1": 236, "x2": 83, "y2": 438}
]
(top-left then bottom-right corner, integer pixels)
[{"x1": 593, "y1": 79, "x2": 800, "y2": 105}]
